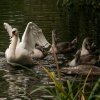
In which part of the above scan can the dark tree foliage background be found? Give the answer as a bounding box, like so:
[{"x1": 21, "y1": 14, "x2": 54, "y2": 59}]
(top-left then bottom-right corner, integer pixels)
[{"x1": 57, "y1": 0, "x2": 100, "y2": 47}]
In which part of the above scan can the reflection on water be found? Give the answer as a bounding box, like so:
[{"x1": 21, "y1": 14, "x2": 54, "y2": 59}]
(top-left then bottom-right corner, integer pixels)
[
  {"x1": 1, "y1": 54, "x2": 99, "y2": 99},
  {"x1": 0, "y1": 54, "x2": 67, "y2": 99},
  {"x1": 5, "y1": 69, "x2": 30, "y2": 99}
]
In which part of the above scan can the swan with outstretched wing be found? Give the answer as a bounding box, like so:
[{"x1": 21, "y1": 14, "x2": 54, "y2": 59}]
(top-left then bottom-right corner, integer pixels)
[{"x1": 4, "y1": 22, "x2": 50, "y2": 66}]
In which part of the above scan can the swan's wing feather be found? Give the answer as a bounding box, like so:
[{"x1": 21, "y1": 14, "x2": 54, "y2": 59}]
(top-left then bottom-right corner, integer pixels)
[
  {"x1": 21, "y1": 22, "x2": 36, "y2": 51},
  {"x1": 21, "y1": 22, "x2": 50, "y2": 51},
  {"x1": 30, "y1": 22, "x2": 50, "y2": 48},
  {"x1": 4, "y1": 23, "x2": 20, "y2": 44},
  {"x1": 25, "y1": 22, "x2": 50, "y2": 48},
  {"x1": 35, "y1": 27, "x2": 50, "y2": 48},
  {"x1": 3, "y1": 22, "x2": 13, "y2": 37}
]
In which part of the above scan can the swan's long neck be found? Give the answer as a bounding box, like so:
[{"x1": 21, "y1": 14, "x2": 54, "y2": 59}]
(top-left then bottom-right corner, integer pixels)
[
  {"x1": 9, "y1": 35, "x2": 18, "y2": 56},
  {"x1": 69, "y1": 51, "x2": 80, "y2": 67}
]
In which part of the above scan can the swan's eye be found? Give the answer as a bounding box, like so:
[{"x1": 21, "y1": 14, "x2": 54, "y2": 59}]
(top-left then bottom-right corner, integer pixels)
[{"x1": 12, "y1": 31, "x2": 16, "y2": 34}]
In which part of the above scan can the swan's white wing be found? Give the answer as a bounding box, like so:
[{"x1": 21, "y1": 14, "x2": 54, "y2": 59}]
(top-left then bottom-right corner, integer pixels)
[
  {"x1": 34, "y1": 26, "x2": 50, "y2": 48},
  {"x1": 30, "y1": 22, "x2": 50, "y2": 48},
  {"x1": 21, "y1": 22, "x2": 36, "y2": 51},
  {"x1": 4, "y1": 23, "x2": 20, "y2": 45},
  {"x1": 3, "y1": 22, "x2": 12, "y2": 37},
  {"x1": 21, "y1": 22, "x2": 50, "y2": 51}
]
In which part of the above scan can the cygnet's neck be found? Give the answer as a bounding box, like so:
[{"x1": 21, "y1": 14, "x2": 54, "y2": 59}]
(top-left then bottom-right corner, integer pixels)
[
  {"x1": 81, "y1": 40, "x2": 89, "y2": 56},
  {"x1": 69, "y1": 53, "x2": 80, "y2": 67},
  {"x1": 81, "y1": 41, "x2": 89, "y2": 56}
]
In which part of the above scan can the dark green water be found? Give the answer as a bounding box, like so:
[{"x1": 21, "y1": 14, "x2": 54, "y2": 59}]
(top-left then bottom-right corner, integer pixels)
[{"x1": 0, "y1": 0, "x2": 63, "y2": 51}]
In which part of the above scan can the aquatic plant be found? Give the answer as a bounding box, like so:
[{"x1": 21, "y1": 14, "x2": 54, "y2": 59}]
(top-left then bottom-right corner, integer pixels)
[
  {"x1": 30, "y1": 66, "x2": 100, "y2": 100},
  {"x1": 30, "y1": 47, "x2": 100, "y2": 100}
]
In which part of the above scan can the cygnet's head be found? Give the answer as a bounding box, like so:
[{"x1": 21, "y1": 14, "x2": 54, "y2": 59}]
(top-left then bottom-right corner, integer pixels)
[
  {"x1": 82, "y1": 37, "x2": 94, "y2": 51},
  {"x1": 71, "y1": 37, "x2": 77, "y2": 44}
]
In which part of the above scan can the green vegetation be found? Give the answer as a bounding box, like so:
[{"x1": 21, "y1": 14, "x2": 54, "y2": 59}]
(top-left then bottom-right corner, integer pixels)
[
  {"x1": 30, "y1": 66, "x2": 100, "y2": 100},
  {"x1": 30, "y1": 50, "x2": 100, "y2": 100}
]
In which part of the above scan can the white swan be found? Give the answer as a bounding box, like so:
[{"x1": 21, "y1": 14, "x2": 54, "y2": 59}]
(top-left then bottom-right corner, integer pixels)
[{"x1": 4, "y1": 22, "x2": 50, "y2": 66}]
